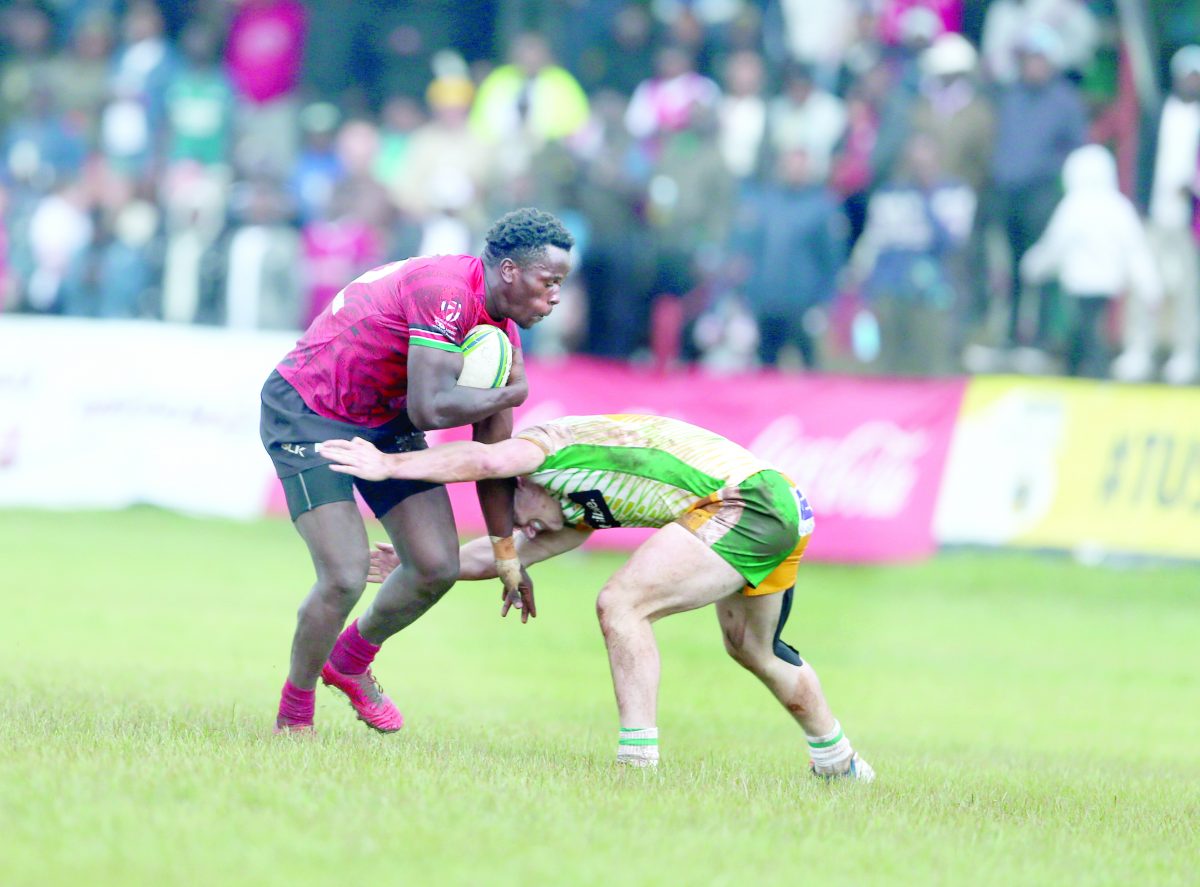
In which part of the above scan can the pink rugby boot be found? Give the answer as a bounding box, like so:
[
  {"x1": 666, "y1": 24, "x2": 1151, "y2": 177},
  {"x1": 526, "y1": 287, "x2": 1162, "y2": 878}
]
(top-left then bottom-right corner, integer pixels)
[{"x1": 320, "y1": 662, "x2": 404, "y2": 733}]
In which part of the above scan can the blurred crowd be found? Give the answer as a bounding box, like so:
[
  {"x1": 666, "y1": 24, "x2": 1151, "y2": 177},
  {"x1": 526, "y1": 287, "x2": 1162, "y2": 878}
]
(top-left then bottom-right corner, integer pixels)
[{"x1": 2, "y1": 0, "x2": 1199, "y2": 383}]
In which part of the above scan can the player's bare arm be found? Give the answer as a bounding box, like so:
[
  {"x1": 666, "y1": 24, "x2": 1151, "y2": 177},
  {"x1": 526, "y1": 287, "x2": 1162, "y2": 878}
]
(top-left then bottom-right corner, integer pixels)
[
  {"x1": 472, "y1": 407, "x2": 537, "y2": 621},
  {"x1": 405, "y1": 344, "x2": 527, "y2": 431},
  {"x1": 319, "y1": 436, "x2": 547, "y2": 483},
  {"x1": 368, "y1": 525, "x2": 591, "y2": 583}
]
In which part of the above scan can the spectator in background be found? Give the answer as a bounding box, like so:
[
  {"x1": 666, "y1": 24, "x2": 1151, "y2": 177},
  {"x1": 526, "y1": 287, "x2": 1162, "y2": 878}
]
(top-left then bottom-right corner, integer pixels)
[
  {"x1": 763, "y1": 0, "x2": 856, "y2": 92},
  {"x1": 880, "y1": 0, "x2": 963, "y2": 46},
  {"x1": 656, "y1": 5, "x2": 718, "y2": 79},
  {"x1": 985, "y1": 24, "x2": 1086, "y2": 359},
  {"x1": 301, "y1": 185, "x2": 383, "y2": 327},
  {"x1": 366, "y1": 0, "x2": 465, "y2": 104},
  {"x1": 1115, "y1": 45, "x2": 1200, "y2": 385},
  {"x1": 158, "y1": 20, "x2": 234, "y2": 324},
  {"x1": 396, "y1": 74, "x2": 494, "y2": 245},
  {"x1": 716, "y1": 49, "x2": 767, "y2": 182},
  {"x1": 224, "y1": 176, "x2": 302, "y2": 330},
  {"x1": 910, "y1": 33, "x2": 995, "y2": 343},
  {"x1": 61, "y1": 183, "x2": 159, "y2": 319},
  {"x1": 572, "y1": 89, "x2": 655, "y2": 360},
  {"x1": 165, "y1": 21, "x2": 233, "y2": 169},
  {"x1": 289, "y1": 102, "x2": 342, "y2": 225},
  {"x1": 581, "y1": 2, "x2": 656, "y2": 97},
  {"x1": 331, "y1": 119, "x2": 392, "y2": 235},
  {"x1": 0, "y1": 1, "x2": 58, "y2": 129},
  {"x1": 160, "y1": 160, "x2": 228, "y2": 324},
  {"x1": 645, "y1": 101, "x2": 734, "y2": 353},
  {"x1": 625, "y1": 45, "x2": 721, "y2": 153},
  {"x1": 469, "y1": 31, "x2": 590, "y2": 177},
  {"x1": 981, "y1": 0, "x2": 1098, "y2": 85},
  {"x1": 869, "y1": 7, "x2": 943, "y2": 191},
  {"x1": 24, "y1": 179, "x2": 93, "y2": 313},
  {"x1": 1021, "y1": 144, "x2": 1160, "y2": 378},
  {"x1": 99, "y1": 3, "x2": 176, "y2": 183},
  {"x1": 907, "y1": 32, "x2": 993, "y2": 186},
  {"x1": 4, "y1": 82, "x2": 88, "y2": 188},
  {"x1": 712, "y1": 3, "x2": 769, "y2": 65},
  {"x1": 851, "y1": 134, "x2": 975, "y2": 376},
  {"x1": 911, "y1": 33, "x2": 993, "y2": 208},
  {"x1": 49, "y1": 10, "x2": 114, "y2": 146},
  {"x1": 731, "y1": 147, "x2": 846, "y2": 370},
  {"x1": 372, "y1": 95, "x2": 424, "y2": 192},
  {"x1": 829, "y1": 60, "x2": 888, "y2": 247},
  {"x1": 225, "y1": 0, "x2": 306, "y2": 177},
  {"x1": 691, "y1": 286, "x2": 760, "y2": 373},
  {"x1": 765, "y1": 62, "x2": 846, "y2": 187}
]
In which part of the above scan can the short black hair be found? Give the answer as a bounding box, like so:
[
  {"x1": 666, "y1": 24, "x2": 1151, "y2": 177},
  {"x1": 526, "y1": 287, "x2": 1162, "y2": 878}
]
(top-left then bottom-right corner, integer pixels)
[{"x1": 482, "y1": 208, "x2": 574, "y2": 267}]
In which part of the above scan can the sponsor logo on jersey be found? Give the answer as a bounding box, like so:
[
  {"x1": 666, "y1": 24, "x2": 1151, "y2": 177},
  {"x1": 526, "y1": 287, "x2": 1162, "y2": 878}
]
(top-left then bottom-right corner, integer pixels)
[
  {"x1": 440, "y1": 299, "x2": 462, "y2": 323},
  {"x1": 568, "y1": 490, "x2": 622, "y2": 529},
  {"x1": 282, "y1": 442, "x2": 307, "y2": 457}
]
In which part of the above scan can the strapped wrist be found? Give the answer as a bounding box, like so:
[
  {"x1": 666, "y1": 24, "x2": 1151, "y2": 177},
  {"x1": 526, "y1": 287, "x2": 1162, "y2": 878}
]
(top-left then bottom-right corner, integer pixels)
[{"x1": 489, "y1": 535, "x2": 517, "y2": 561}]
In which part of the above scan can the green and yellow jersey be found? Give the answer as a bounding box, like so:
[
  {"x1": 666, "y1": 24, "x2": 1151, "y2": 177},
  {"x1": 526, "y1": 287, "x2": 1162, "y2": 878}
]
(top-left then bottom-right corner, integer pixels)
[
  {"x1": 517, "y1": 414, "x2": 770, "y2": 529},
  {"x1": 518, "y1": 414, "x2": 816, "y2": 593}
]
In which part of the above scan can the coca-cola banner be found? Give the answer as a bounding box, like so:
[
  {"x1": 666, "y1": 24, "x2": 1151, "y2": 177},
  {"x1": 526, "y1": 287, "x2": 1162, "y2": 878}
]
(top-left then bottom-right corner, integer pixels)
[{"x1": 430, "y1": 358, "x2": 968, "y2": 563}]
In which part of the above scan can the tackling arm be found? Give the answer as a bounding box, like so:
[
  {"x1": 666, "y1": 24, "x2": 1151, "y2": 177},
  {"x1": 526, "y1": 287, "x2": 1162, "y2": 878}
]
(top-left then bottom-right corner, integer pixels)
[
  {"x1": 369, "y1": 526, "x2": 593, "y2": 583},
  {"x1": 317, "y1": 435, "x2": 547, "y2": 484}
]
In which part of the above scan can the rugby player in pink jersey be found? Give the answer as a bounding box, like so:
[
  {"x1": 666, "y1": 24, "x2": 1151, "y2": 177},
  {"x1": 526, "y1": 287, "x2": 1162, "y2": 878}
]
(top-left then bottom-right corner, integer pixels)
[
  {"x1": 318, "y1": 415, "x2": 874, "y2": 780},
  {"x1": 261, "y1": 208, "x2": 573, "y2": 734}
]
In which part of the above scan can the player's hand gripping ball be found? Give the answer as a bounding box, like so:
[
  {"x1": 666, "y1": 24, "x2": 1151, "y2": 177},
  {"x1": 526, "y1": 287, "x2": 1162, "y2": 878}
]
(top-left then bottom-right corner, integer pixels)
[{"x1": 457, "y1": 325, "x2": 514, "y2": 388}]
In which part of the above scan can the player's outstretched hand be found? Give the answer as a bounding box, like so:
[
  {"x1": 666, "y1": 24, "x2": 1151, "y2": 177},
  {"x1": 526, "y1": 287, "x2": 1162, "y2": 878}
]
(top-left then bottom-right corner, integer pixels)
[
  {"x1": 499, "y1": 566, "x2": 537, "y2": 624},
  {"x1": 367, "y1": 542, "x2": 400, "y2": 584},
  {"x1": 317, "y1": 437, "x2": 392, "y2": 481}
]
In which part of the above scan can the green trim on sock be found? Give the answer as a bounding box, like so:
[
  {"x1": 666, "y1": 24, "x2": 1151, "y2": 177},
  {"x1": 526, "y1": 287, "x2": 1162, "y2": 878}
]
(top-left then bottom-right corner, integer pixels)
[
  {"x1": 807, "y1": 729, "x2": 845, "y2": 749},
  {"x1": 618, "y1": 738, "x2": 659, "y2": 746},
  {"x1": 620, "y1": 727, "x2": 655, "y2": 732}
]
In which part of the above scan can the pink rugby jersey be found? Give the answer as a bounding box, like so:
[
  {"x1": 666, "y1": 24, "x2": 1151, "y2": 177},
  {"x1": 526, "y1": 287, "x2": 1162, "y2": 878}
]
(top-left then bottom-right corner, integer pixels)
[{"x1": 277, "y1": 254, "x2": 520, "y2": 427}]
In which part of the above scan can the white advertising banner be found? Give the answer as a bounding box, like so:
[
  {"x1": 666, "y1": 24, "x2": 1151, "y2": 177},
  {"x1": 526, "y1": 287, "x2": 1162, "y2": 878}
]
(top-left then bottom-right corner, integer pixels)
[{"x1": 0, "y1": 316, "x2": 295, "y2": 519}]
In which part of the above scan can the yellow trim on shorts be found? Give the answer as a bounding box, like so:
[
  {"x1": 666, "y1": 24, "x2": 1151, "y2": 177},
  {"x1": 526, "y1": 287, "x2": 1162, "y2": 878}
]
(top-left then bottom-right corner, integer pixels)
[
  {"x1": 677, "y1": 491, "x2": 721, "y2": 533},
  {"x1": 743, "y1": 534, "x2": 811, "y2": 596}
]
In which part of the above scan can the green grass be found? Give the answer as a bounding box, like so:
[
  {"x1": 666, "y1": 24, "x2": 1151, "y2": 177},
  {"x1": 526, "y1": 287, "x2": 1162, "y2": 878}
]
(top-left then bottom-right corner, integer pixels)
[{"x1": 1, "y1": 508, "x2": 1198, "y2": 886}]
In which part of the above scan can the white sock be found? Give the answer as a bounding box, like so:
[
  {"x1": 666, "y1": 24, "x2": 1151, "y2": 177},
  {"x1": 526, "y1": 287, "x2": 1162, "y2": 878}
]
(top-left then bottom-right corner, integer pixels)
[
  {"x1": 617, "y1": 727, "x2": 659, "y2": 767},
  {"x1": 807, "y1": 720, "x2": 854, "y2": 774}
]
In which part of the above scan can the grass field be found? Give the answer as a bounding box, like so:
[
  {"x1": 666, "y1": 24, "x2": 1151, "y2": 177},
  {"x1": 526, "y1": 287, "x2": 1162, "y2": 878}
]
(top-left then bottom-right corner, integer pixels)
[{"x1": 1, "y1": 507, "x2": 1197, "y2": 886}]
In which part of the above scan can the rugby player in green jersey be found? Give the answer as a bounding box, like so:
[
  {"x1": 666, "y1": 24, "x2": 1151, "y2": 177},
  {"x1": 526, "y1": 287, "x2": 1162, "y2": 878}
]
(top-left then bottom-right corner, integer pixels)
[{"x1": 317, "y1": 413, "x2": 873, "y2": 780}]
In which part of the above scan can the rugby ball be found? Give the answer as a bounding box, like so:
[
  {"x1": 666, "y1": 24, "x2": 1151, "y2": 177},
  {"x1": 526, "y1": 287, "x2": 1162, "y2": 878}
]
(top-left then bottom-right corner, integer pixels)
[{"x1": 458, "y1": 324, "x2": 513, "y2": 388}]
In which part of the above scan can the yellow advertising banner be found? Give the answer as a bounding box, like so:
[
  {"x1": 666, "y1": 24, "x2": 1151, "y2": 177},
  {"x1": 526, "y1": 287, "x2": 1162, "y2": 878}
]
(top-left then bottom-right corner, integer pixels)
[{"x1": 934, "y1": 376, "x2": 1200, "y2": 560}]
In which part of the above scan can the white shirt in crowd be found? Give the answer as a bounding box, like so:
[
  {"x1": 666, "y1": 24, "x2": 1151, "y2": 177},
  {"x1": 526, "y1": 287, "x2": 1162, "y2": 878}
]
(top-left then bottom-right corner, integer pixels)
[
  {"x1": 1022, "y1": 144, "x2": 1161, "y2": 304},
  {"x1": 1148, "y1": 94, "x2": 1200, "y2": 230}
]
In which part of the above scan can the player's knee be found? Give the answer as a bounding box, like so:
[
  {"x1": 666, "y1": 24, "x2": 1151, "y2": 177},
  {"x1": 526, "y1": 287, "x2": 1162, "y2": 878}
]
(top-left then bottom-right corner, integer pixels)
[
  {"x1": 720, "y1": 611, "x2": 752, "y2": 664},
  {"x1": 722, "y1": 634, "x2": 761, "y2": 672},
  {"x1": 407, "y1": 555, "x2": 459, "y2": 598},
  {"x1": 316, "y1": 560, "x2": 369, "y2": 600},
  {"x1": 595, "y1": 585, "x2": 632, "y2": 637},
  {"x1": 722, "y1": 626, "x2": 775, "y2": 675},
  {"x1": 386, "y1": 559, "x2": 456, "y2": 607}
]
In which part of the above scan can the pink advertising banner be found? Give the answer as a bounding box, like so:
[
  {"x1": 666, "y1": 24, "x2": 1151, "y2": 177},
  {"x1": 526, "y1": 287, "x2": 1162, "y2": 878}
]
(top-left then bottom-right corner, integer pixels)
[{"x1": 419, "y1": 358, "x2": 968, "y2": 563}]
